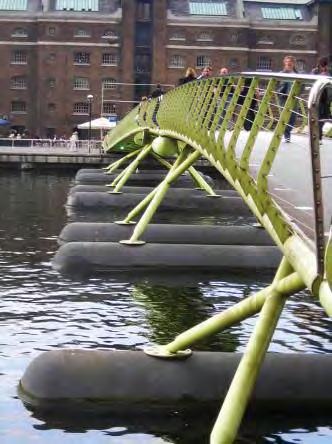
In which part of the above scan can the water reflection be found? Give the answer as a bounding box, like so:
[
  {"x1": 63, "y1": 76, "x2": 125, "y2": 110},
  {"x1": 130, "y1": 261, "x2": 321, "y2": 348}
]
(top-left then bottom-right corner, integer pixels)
[{"x1": 0, "y1": 170, "x2": 331, "y2": 443}]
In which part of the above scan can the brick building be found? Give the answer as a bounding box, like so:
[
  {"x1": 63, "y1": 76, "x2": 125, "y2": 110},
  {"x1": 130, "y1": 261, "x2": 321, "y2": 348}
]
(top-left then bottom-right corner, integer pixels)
[{"x1": 0, "y1": 0, "x2": 327, "y2": 138}]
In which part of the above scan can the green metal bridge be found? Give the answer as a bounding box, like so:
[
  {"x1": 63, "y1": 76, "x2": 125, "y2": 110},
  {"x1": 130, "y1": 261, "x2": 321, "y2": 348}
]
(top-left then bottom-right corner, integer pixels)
[{"x1": 102, "y1": 72, "x2": 332, "y2": 444}]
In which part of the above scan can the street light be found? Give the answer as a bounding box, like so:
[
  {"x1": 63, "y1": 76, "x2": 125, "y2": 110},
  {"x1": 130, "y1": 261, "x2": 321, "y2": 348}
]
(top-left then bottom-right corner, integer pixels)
[{"x1": 87, "y1": 94, "x2": 94, "y2": 153}]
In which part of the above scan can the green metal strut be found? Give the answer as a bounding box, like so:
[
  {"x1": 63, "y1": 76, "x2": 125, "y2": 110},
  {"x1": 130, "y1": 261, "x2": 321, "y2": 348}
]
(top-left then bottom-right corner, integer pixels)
[
  {"x1": 120, "y1": 146, "x2": 201, "y2": 244},
  {"x1": 104, "y1": 147, "x2": 143, "y2": 174},
  {"x1": 210, "y1": 257, "x2": 304, "y2": 444},
  {"x1": 110, "y1": 144, "x2": 152, "y2": 193}
]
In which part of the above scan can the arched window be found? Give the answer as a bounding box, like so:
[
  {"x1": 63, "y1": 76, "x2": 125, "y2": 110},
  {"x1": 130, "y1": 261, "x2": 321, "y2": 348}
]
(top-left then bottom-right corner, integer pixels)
[
  {"x1": 11, "y1": 27, "x2": 28, "y2": 38},
  {"x1": 102, "y1": 29, "x2": 118, "y2": 39},
  {"x1": 197, "y1": 31, "x2": 213, "y2": 41},
  {"x1": 256, "y1": 56, "x2": 272, "y2": 71},
  {"x1": 102, "y1": 78, "x2": 117, "y2": 90},
  {"x1": 169, "y1": 55, "x2": 185, "y2": 68},
  {"x1": 74, "y1": 28, "x2": 91, "y2": 38},
  {"x1": 170, "y1": 31, "x2": 185, "y2": 41},
  {"x1": 196, "y1": 55, "x2": 212, "y2": 68}
]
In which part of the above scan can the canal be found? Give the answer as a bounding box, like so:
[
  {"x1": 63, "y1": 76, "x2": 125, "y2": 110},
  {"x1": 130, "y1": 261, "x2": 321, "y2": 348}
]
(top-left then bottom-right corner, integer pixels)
[{"x1": 0, "y1": 170, "x2": 331, "y2": 443}]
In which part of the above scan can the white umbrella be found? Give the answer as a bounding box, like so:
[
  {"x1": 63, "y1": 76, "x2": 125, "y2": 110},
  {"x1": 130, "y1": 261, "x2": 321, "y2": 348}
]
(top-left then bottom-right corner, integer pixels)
[{"x1": 78, "y1": 117, "x2": 116, "y2": 130}]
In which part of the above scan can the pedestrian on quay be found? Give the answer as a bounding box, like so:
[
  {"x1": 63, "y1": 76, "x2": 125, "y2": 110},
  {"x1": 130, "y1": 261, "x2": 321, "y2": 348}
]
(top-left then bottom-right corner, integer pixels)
[
  {"x1": 311, "y1": 57, "x2": 332, "y2": 143},
  {"x1": 69, "y1": 131, "x2": 78, "y2": 152},
  {"x1": 278, "y1": 55, "x2": 298, "y2": 143}
]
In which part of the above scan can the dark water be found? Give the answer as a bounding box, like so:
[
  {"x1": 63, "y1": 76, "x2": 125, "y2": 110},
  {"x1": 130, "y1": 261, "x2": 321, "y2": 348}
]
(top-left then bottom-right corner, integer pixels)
[{"x1": 0, "y1": 170, "x2": 331, "y2": 444}]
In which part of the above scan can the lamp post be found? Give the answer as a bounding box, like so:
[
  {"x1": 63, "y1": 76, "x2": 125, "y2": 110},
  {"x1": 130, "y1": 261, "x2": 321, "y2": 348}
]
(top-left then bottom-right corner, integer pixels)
[{"x1": 87, "y1": 94, "x2": 93, "y2": 153}]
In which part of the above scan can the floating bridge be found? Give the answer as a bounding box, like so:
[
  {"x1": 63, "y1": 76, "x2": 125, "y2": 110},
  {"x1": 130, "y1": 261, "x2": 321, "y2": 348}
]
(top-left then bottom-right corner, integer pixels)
[{"x1": 21, "y1": 73, "x2": 332, "y2": 444}]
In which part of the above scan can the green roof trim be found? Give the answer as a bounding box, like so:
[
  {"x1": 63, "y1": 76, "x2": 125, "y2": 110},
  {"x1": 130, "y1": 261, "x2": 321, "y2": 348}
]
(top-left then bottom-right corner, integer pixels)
[
  {"x1": 0, "y1": 0, "x2": 27, "y2": 10},
  {"x1": 262, "y1": 7, "x2": 303, "y2": 20},
  {"x1": 189, "y1": 2, "x2": 227, "y2": 16},
  {"x1": 55, "y1": 0, "x2": 99, "y2": 11}
]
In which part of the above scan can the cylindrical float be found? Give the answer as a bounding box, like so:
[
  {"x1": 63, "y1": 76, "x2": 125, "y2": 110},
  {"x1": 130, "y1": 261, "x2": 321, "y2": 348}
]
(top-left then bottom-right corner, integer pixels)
[
  {"x1": 75, "y1": 168, "x2": 174, "y2": 178},
  {"x1": 20, "y1": 350, "x2": 332, "y2": 412},
  {"x1": 53, "y1": 242, "x2": 281, "y2": 275},
  {"x1": 69, "y1": 185, "x2": 236, "y2": 196},
  {"x1": 58, "y1": 223, "x2": 274, "y2": 246},
  {"x1": 75, "y1": 173, "x2": 199, "y2": 187},
  {"x1": 66, "y1": 192, "x2": 251, "y2": 214}
]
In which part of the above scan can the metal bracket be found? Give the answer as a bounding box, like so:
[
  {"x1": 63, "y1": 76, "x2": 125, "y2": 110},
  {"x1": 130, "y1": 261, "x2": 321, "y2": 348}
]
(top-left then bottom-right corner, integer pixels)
[{"x1": 144, "y1": 346, "x2": 192, "y2": 360}]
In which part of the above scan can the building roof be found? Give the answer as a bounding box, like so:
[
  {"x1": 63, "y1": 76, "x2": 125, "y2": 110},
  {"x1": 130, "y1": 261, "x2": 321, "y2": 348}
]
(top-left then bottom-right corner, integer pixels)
[
  {"x1": 55, "y1": 0, "x2": 99, "y2": 11},
  {"x1": 189, "y1": 1, "x2": 228, "y2": 16},
  {"x1": 0, "y1": 0, "x2": 27, "y2": 10},
  {"x1": 262, "y1": 6, "x2": 303, "y2": 18},
  {"x1": 243, "y1": 0, "x2": 313, "y2": 4}
]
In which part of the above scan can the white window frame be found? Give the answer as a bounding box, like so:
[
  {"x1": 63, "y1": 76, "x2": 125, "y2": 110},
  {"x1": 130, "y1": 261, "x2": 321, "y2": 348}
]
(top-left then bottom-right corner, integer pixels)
[
  {"x1": 11, "y1": 76, "x2": 27, "y2": 89},
  {"x1": 256, "y1": 56, "x2": 272, "y2": 71},
  {"x1": 11, "y1": 50, "x2": 27, "y2": 64},
  {"x1": 73, "y1": 77, "x2": 90, "y2": 90},
  {"x1": 11, "y1": 101, "x2": 27, "y2": 114},
  {"x1": 196, "y1": 55, "x2": 212, "y2": 68},
  {"x1": 73, "y1": 52, "x2": 90, "y2": 65},
  {"x1": 102, "y1": 53, "x2": 119, "y2": 66},
  {"x1": 73, "y1": 102, "x2": 89, "y2": 115},
  {"x1": 102, "y1": 78, "x2": 117, "y2": 90},
  {"x1": 169, "y1": 55, "x2": 185, "y2": 68},
  {"x1": 103, "y1": 103, "x2": 116, "y2": 115}
]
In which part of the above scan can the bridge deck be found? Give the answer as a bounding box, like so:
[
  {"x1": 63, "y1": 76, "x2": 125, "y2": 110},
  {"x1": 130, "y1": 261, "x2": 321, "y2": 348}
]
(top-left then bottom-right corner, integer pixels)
[{"x1": 221, "y1": 130, "x2": 332, "y2": 243}]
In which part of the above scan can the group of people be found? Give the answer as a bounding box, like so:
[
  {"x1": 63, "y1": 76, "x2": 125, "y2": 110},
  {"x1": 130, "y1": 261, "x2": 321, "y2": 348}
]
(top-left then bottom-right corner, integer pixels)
[{"x1": 174, "y1": 55, "x2": 331, "y2": 143}]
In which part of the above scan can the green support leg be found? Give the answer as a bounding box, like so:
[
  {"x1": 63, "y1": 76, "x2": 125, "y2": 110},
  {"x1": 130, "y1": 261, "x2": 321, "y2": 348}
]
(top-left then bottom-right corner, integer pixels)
[
  {"x1": 187, "y1": 166, "x2": 218, "y2": 196},
  {"x1": 121, "y1": 147, "x2": 201, "y2": 244},
  {"x1": 210, "y1": 258, "x2": 303, "y2": 444},
  {"x1": 111, "y1": 144, "x2": 152, "y2": 193},
  {"x1": 145, "y1": 264, "x2": 304, "y2": 358},
  {"x1": 152, "y1": 152, "x2": 217, "y2": 196},
  {"x1": 115, "y1": 186, "x2": 160, "y2": 225},
  {"x1": 116, "y1": 150, "x2": 188, "y2": 225},
  {"x1": 104, "y1": 148, "x2": 143, "y2": 174},
  {"x1": 108, "y1": 161, "x2": 133, "y2": 187}
]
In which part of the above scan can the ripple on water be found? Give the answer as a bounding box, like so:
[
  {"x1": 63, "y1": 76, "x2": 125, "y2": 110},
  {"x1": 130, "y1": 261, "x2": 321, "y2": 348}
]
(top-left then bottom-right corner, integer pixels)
[{"x1": 0, "y1": 171, "x2": 331, "y2": 443}]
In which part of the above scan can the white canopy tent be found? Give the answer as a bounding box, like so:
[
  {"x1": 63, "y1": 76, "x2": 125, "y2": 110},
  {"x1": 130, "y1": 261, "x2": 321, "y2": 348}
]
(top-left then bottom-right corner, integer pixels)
[{"x1": 77, "y1": 117, "x2": 117, "y2": 130}]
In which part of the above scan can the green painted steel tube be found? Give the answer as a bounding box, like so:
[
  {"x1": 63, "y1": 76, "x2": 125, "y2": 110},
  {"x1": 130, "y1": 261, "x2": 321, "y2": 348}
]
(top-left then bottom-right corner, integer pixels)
[
  {"x1": 120, "y1": 151, "x2": 187, "y2": 224},
  {"x1": 152, "y1": 152, "x2": 216, "y2": 195},
  {"x1": 164, "y1": 285, "x2": 271, "y2": 354},
  {"x1": 112, "y1": 144, "x2": 152, "y2": 192},
  {"x1": 210, "y1": 260, "x2": 304, "y2": 444},
  {"x1": 105, "y1": 148, "x2": 142, "y2": 174},
  {"x1": 127, "y1": 148, "x2": 201, "y2": 243},
  {"x1": 109, "y1": 162, "x2": 133, "y2": 186},
  {"x1": 164, "y1": 269, "x2": 302, "y2": 354},
  {"x1": 187, "y1": 166, "x2": 217, "y2": 195},
  {"x1": 122, "y1": 186, "x2": 160, "y2": 223}
]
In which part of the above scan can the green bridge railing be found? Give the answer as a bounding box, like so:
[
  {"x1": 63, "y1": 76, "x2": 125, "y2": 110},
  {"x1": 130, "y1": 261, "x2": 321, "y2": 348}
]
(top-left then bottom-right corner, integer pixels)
[{"x1": 103, "y1": 73, "x2": 332, "y2": 444}]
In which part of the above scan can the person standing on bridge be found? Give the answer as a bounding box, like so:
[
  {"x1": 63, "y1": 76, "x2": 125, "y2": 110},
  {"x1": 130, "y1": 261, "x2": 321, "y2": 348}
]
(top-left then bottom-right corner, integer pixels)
[
  {"x1": 278, "y1": 55, "x2": 298, "y2": 143},
  {"x1": 311, "y1": 57, "x2": 332, "y2": 142}
]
